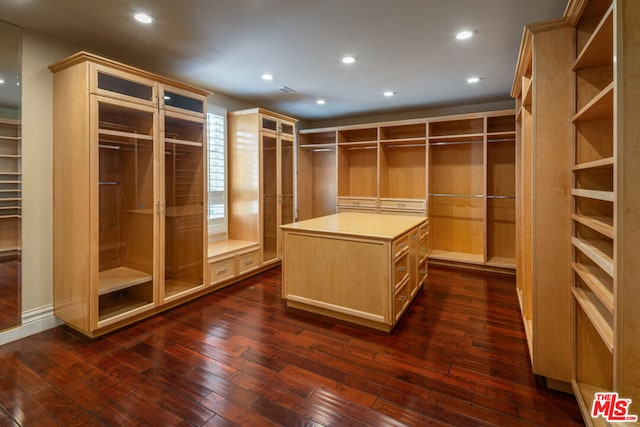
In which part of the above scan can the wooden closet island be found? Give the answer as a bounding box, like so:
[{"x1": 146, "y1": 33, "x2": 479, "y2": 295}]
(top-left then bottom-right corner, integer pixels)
[{"x1": 281, "y1": 213, "x2": 428, "y2": 331}]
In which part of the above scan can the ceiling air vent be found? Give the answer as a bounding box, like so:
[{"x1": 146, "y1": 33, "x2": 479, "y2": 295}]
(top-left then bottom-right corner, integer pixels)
[{"x1": 278, "y1": 86, "x2": 296, "y2": 94}]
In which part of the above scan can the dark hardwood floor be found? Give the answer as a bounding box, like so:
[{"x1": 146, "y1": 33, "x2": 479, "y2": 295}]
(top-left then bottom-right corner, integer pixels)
[{"x1": 0, "y1": 266, "x2": 584, "y2": 426}]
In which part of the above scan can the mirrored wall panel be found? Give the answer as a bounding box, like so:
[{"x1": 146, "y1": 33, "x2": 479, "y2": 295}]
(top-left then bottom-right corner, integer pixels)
[{"x1": 0, "y1": 21, "x2": 21, "y2": 332}]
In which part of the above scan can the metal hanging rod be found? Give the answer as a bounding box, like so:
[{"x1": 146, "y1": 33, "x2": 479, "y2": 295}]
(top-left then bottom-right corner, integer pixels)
[
  {"x1": 429, "y1": 140, "x2": 483, "y2": 146},
  {"x1": 342, "y1": 146, "x2": 377, "y2": 151},
  {"x1": 429, "y1": 193, "x2": 484, "y2": 198},
  {"x1": 381, "y1": 144, "x2": 426, "y2": 149},
  {"x1": 487, "y1": 138, "x2": 516, "y2": 143},
  {"x1": 486, "y1": 195, "x2": 516, "y2": 199}
]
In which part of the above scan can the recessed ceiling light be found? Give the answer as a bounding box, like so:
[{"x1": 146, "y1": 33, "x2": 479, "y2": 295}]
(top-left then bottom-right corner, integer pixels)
[
  {"x1": 456, "y1": 30, "x2": 474, "y2": 40},
  {"x1": 341, "y1": 56, "x2": 357, "y2": 64},
  {"x1": 383, "y1": 91, "x2": 395, "y2": 97},
  {"x1": 134, "y1": 12, "x2": 153, "y2": 24},
  {"x1": 164, "y1": 95, "x2": 171, "y2": 100},
  {"x1": 316, "y1": 99, "x2": 327, "y2": 105},
  {"x1": 0, "y1": 79, "x2": 4, "y2": 84},
  {"x1": 262, "y1": 73, "x2": 275, "y2": 81},
  {"x1": 467, "y1": 76, "x2": 482, "y2": 84}
]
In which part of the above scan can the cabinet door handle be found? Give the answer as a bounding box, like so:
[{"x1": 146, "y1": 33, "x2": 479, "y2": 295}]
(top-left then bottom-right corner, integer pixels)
[
  {"x1": 156, "y1": 201, "x2": 161, "y2": 216},
  {"x1": 398, "y1": 243, "x2": 409, "y2": 250},
  {"x1": 397, "y1": 295, "x2": 407, "y2": 302},
  {"x1": 397, "y1": 266, "x2": 407, "y2": 273},
  {"x1": 217, "y1": 268, "x2": 229, "y2": 275},
  {"x1": 420, "y1": 269, "x2": 426, "y2": 275}
]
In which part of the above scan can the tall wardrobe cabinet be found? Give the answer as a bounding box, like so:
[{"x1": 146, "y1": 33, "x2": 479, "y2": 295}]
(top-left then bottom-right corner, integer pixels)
[
  {"x1": 228, "y1": 109, "x2": 297, "y2": 266},
  {"x1": 511, "y1": 20, "x2": 574, "y2": 387},
  {"x1": 50, "y1": 52, "x2": 210, "y2": 337}
]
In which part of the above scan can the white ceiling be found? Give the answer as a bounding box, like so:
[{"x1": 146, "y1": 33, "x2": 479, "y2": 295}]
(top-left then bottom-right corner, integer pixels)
[{"x1": 0, "y1": 0, "x2": 567, "y2": 120}]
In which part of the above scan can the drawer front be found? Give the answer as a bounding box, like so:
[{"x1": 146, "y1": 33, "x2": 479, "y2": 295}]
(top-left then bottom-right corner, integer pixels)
[
  {"x1": 393, "y1": 234, "x2": 410, "y2": 259},
  {"x1": 238, "y1": 250, "x2": 260, "y2": 273},
  {"x1": 379, "y1": 199, "x2": 426, "y2": 210},
  {"x1": 209, "y1": 257, "x2": 236, "y2": 285},
  {"x1": 393, "y1": 279, "x2": 410, "y2": 322},
  {"x1": 418, "y1": 258, "x2": 428, "y2": 287},
  {"x1": 337, "y1": 197, "x2": 377, "y2": 208},
  {"x1": 393, "y1": 253, "x2": 409, "y2": 289},
  {"x1": 419, "y1": 222, "x2": 429, "y2": 240},
  {"x1": 379, "y1": 209, "x2": 426, "y2": 217},
  {"x1": 337, "y1": 206, "x2": 377, "y2": 214},
  {"x1": 419, "y1": 236, "x2": 429, "y2": 262}
]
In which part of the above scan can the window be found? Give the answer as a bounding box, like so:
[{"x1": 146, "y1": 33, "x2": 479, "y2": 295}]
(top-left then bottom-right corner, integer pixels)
[{"x1": 207, "y1": 106, "x2": 227, "y2": 240}]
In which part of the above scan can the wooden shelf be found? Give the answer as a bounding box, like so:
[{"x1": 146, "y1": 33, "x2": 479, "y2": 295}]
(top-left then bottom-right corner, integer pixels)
[
  {"x1": 572, "y1": 262, "x2": 614, "y2": 313},
  {"x1": 428, "y1": 250, "x2": 484, "y2": 265},
  {"x1": 573, "y1": 287, "x2": 614, "y2": 352},
  {"x1": 165, "y1": 137, "x2": 202, "y2": 147},
  {"x1": 486, "y1": 256, "x2": 516, "y2": 269},
  {"x1": 299, "y1": 143, "x2": 335, "y2": 151},
  {"x1": 98, "y1": 128, "x2": 153, "y2": 141},
  {"x1": 572, "y1": 213, "x2": 614, "y2": 239},
  {"x1": 572, "y1": 188, "x2": 614, "y2": 202},
  {"x1": 98, "y1": 266, "x2": 153, "y2": 296},
  {"x1": 573, "y1": 5, "x2": 613, "y2": 70},
  {"x1": 379, "y1": 137, "x2": 426, "y2": 145},
  {"x1": 572, "y1": 236, "x2": 613, "y2": 277},
  {"x1": 572, "y1": 382, "x2": 609, "y2": 427},
  {"x1": 572, "y1": 156, "x2": 614, "y2": 170},
  {"x1": 428, "y1": 133, "x2": 484, "y2": 144},
  {"x1": 208, "y1": 239, "x2": 258, "y2": 259},
  {"x1": 573, "y1": 82, "x2": 614, "y2": 122},
  {"x1": 164, "y1": 279, "x2": 202, "y2": 299},
  {"x1": 98, "y1": 299, "x2": 153, "y2": 323}
]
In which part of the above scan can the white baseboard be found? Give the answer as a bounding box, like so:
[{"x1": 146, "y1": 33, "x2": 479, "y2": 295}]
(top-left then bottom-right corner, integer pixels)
[{"x1": 0, "y1": 305, "x2": 62, "y2": 346}]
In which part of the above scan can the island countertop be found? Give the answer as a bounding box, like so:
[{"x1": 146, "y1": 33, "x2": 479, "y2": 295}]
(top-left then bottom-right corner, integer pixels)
[{"x1": 280, "y1": 212, "x2": 426, "y2": 240}]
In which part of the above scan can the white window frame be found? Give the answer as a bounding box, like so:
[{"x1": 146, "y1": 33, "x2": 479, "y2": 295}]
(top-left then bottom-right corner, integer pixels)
[{"x1": 207, "y1": 105, "x2": 227, "y2": 241}]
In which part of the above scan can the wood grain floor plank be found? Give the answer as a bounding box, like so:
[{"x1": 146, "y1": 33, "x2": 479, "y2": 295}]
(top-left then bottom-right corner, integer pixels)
[{"x1": 0, "y1": 266, "x2": 583, "y2": 425}]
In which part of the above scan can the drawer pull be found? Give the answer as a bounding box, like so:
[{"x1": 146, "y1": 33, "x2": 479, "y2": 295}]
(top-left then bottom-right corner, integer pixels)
[
  {"x1": 420, "y1": 269, "x2": 426, "y2": 275},
  {"x1": 398, "y1": 243, "x2": 409, "y2": 250},
  {"x1": 397, "y1": 295, "x2": 407, "y2": 302},
  {"x1": 397, "y1": 203, "x2": 406, "y2": 208},
  {"x1": 244, "y1": 259, "x2": 254, "y2": 266},
  {"x1": 397, "y1": 266, "x2": 407, "y2": 273},
  {"x1": 353, "y1": 201, "x2": 360, "y2": 206},
  {"x1": 217, "y1": 268, "x2": 228, "y2": 275}
]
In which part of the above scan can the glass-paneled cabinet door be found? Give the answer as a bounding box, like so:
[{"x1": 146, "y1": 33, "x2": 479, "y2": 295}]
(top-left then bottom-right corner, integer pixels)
[
  {"x1": 91, "y1": 64, "x2": 157, "y2": 107},
  {"x1": 280, "y1": 134, "x2": 295, "y2": 230},
  {"x1": 262, "y1": 133, "x2": 278, "y2": 264},
  {"x1": 95, "y1": 98, "x2": 157, "y2": 328},
  {"x1": 280, "y1": 119, "x2": 296, "y2": 138},
  {"x1": 162, "y1": 112, "x2": 205, "y2": 301}
]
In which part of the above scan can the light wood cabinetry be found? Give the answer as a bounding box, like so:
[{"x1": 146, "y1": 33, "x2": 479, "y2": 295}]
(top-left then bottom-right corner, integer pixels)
[
  {"x1": 0, "y1": 119, "x2": 21, "y2": 258},
  {"x1": 298, "y1": 111, "x2": 514, "y2": 271},
  {"x1": 427, "y1": 111, "x2": 516, "y2": 270},
  {"x1": 512, "y1": 18, "x2": 574, "y2": 387},
  {"x1": 227, "y1": 108, "x2": 297, "y2": 267},
  {"x1": 281, "y1": 213, "x2": 427, "y2": 332},
  {"x1": 50, "y1": 52, "x2": 209, "y2": 337},
  {"x1": 297, "y1": 130, "x2": 337, "y2": 221},
  {"x1": 565, "y1": 0, "x2": 640, "y2": 423}
]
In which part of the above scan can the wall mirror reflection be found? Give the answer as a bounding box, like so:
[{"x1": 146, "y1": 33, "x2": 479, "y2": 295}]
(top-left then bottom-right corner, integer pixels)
[{"x1": 0, "y1": 21, "x2": 21, "y2": 332}]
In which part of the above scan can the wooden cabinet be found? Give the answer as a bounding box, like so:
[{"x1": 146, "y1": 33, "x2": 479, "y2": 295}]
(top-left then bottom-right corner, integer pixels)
[
  {"x1": 227, "y1": 108, "x2": 297, "y2": 267},
  {"x1": 511, "y1": 17, "x2": 574, "y2": 387},
  {"x1": 297, "y1": 112, "x2": 514, "y2": 272},
  {"x1": 297, "y1": 130, "x2": 337, "y2": 221},
  {"x1": 281, "y1": 213, "x2": 427, "y2": 331},
  {"x1": 50, "y1": 52, "x2": 209, "y2": 336},
  {"x1": 565, "y1": 0, "x2": 640, "y2": 423},
  {"x1": 0, "y1": 119, "x2": 21, "y2": 259},
  {"x1": 427, "y1": 111, "x2": 516, "y2": 270}
]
